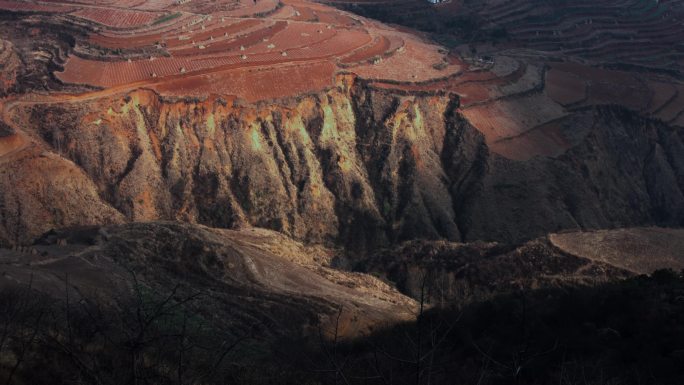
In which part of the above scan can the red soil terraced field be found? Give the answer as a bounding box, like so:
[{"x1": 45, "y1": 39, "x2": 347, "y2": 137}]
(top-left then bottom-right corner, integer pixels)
[
  {"x1": 339, "y1": 35, "x2": 389, "y2": 65},
  {"x1": 544, "y1": 62, "x2": 684, "y2": 114},
  {"x1": 367, "y1": 56, "x2": 522, "y2": 104},
  {"x1": 26, "y1": 0, "x2": 684, "y2": 168},
  {"x1": 56, "y1": 24, "x2": 370, "y2": 87},
  {"x1": 240, "y1": 22, "x2": 336, "y2": 54},
  {"x1": 0, "y1": 0, "x2": 74, "y2": 12},
  {"x1": 348, "y1": 31, "x2": 458, "y2": 82},
  {"x1": 489, "y1": 117, "x2": 574, "y2": 161},
  {"x1": 70, "y1": 8, "x2": 165, "y2": 28},
  {"x1": 88, "y1": 14, "x2": 203, "y2": 48},
  {"x1": 366, "y1": 48, "x2": 684, "y2": 161},
  {"x1": 4, "y1": 0, "x2": 458, "y2": 101},
  {"x1": 169, "y1": 21, "x2": 287, "y2": 56},
  {"x1": 216, "y1": 0, "x2": 278, "y2": 17},
  {"x1": 461, "y1": 93, "x2": 566, "y2": 144},
  {"x1": 132, "y1": 0, "x2": 176, "y2": 11},
  {"x1": 163, "y1": 19, "x2": 265, "y2": 50},
  {"x1": 152, "y1": 60, "x2": 335, "y2": 101},
  {"x1": 461, "y1": 0, "x2": 684, "y2": 73},
  {"x1": 545, "y1": 67, "x2": 587, "y2": 106}
]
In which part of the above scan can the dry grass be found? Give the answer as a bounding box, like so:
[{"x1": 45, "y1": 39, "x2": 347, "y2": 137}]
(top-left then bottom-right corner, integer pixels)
[{"x1": 550, "y1": 227, "x2": 684, "y2": 274}]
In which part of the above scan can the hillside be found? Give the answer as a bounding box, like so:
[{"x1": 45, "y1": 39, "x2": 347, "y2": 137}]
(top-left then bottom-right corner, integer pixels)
[
  {"x1": 0, "y1": 0, "x2": 683, "y2": 383},
  {"x1": 0, "y1": 0, "x2": 683, "y2": 250}
]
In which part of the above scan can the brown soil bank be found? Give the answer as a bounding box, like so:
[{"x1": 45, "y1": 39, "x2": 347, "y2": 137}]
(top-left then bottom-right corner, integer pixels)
[{"x1": 550, "y1": 227, "x2": 684, "y2": 275}]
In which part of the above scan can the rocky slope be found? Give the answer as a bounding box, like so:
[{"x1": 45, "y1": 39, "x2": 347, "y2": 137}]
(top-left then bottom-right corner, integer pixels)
[
  {"x1": 2, "y1": 75, "x2": 683, "y2": 250},
  {"x1": 0, "y1": 12, "x2": 90, "y2": 94},
  {"x1": 359, "y1": 226, "x2": 684, "y2": 306},
  {"x1": 0, "y1": 39, "x2": 19, "y2": 96},
  {"x1": 0, "y1": 221, "x2": 417, "y2": 340},
  {"x1": 357, "y1": 235, "x2": 633, "y2": 306}
]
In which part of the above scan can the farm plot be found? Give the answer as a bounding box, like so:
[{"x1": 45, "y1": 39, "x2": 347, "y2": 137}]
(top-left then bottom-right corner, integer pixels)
[
  {"x1": 654, "y1": 85, "x2": 684, "y2": 122},
  {"x1": 151, "y1": 61, "x2": 335, "y2": 101},
  {"x1": 271, "y1": 4, "x2": 298, "y2": 19},
  {"x1": 349, "y1": 34, "x2": 459, "y2": 82},
  {"x1": 57, "y1": 55, "x2": 193, "y2": 86},
  {"x1": 489, "y1": 118, "x2": 574, "y2": 161},
  {"x1": 586, "y1": 80, "x2": 650, "y2": 110},
  {"x1": 385, "y1": 35, "x2": 404, "y2": 53},
  {"x1": 165, "y1": 19, "x2": 265, "y2": 49},
  {"x1": 89, "y1": 25, "x2": 179, "y2": 49},
  {"x1": 186, "y1": 27, "x2": 364, "y2": 64},
  {"x1": 47, "y1": 0, "x2": 501, "y2": 103},
  {"x1": 0, "y1": 0, "x2": 74, "y2": 12},
  {"x1": 133, "y1": 0, "x2": 177, "y2": 10},
  {"x1": 313, "y1": 9, "x2": 358, "y2": 26},
  {"x1": 367, "y1": 70, "x2": 495, "y2": 100},
  {"x1": 71, "y1": 8, "x2": 165, "y2": 28},
  {"x1": 545, "y1": 67, "x2": 587, "y2": 106},
  {"x1": 489, "y1": 56, "x2": 520, "y2": 78},
  {"x1": 222, "y1": 0, "x2": 279, "y2": 16},
  {"x1": 550, "y1": 62, "x2": 649, "y2": 108},
  {"x1": 283, "y1": 28, "x2": 370, "y2": 60},
  {"x1": 645, "y1": 81, "x2": 678, "y2": 114},
  {"x1": 53, "y1": 0, "x2": 148, "y2": 7},
  {"x1": 339, "y1": 35, "x2": 389, "y2": 65},
  {"x1": 175, "y1": 0, "x2": 243, "y2": 14},
  {"x1": 170, "y1": 21, "x2": 286, "y2": 56},
  {"x1": 549, "y1": 228, "x2": 684, "y2": 275},
  {"x1": 89, "y1": 28, "x2": 174, "y2": 50},
  {"x1": 242, "y1": 22, "x2": 337, "y2": 54},
  {"x1": 453, "y1": 83, "x2": 493, "y2": 105},
  {"x1": 365, "y1": 58, "x2": 516, "y2": 100},
  {"x1": 497, "y1": 63, "x2": 543, "y2": 95},
  {"x1": 290, "y1": 4, "x2": 318, "y2": 22},
  {"x1": 455, "y1": 70, "x2": 499, "y2": 84},
  {"x1": 461, "y1": 93, "x2": 566, "y2": 145}
]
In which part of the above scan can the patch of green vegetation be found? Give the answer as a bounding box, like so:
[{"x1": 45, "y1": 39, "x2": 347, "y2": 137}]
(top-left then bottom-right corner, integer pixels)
[
  {"x1": 432, "y1": 61, "x2": 448, "y2": 71},
  {"x1": 153, "y1": 12, "x2": 181, "y2": 26}
]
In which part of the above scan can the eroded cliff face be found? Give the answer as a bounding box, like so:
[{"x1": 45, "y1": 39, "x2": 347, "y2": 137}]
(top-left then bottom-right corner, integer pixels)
[
  {"x1": 0, "y1": 40, "x2": 19, "y2": 96},
  {"x1": 6, "y1": 76, "x2": 465, "y2": 251},
  {"x1": 2, "y1": 75, "x2": 683, "y2": 250}
]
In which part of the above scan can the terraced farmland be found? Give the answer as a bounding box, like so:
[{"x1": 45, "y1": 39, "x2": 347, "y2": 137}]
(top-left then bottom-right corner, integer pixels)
[
  {"x1": 473, "y1": 0, "x2": 684, "y2": 72},
  {"x1": 0, "y1": 0, "x2": 461, "y2": 100},
  {"x1": 70, "y1": 7, "x2": 164, "y2": 28},
  {"x1": 1, "y1": 0, "x2": 683, "y2": 171},
  {"x1": 321, "y1": 0, "x2": 684, "y2": 161},
  {"x1": 330, "y1": 0, "x2": 684, "y2": 73}
]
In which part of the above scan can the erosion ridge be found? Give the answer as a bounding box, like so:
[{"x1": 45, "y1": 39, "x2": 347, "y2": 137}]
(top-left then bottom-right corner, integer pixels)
[{"x1": 1, "y1": 76, "x2": 683, "y2": 251}]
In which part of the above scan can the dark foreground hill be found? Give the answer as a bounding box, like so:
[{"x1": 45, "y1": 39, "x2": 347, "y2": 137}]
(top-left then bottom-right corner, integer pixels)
[
  {"x1": 0, "y1": 222, "x2": 683, "y2": 384},
  {"x1": 1, "y1": 226, "x2": 684, "y2": 384}
]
